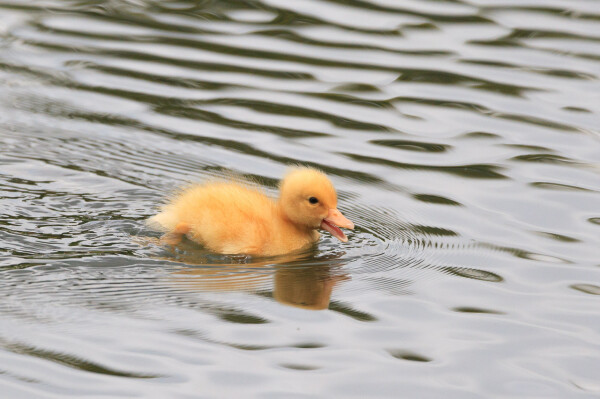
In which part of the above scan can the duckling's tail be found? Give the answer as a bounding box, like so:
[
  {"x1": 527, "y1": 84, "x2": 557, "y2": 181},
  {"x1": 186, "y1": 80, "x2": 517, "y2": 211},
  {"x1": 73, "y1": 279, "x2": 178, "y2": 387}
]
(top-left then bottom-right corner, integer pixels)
[{"x1": 146, "y1": 209, "x2": 178, "y2": 232}]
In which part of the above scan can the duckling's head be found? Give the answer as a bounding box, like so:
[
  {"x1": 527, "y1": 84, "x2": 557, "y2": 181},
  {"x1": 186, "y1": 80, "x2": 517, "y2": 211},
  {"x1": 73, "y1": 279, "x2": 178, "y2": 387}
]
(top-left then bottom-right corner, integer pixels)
[{"x1": 278, "y1": 167, "x2": 354, "y2": 242}]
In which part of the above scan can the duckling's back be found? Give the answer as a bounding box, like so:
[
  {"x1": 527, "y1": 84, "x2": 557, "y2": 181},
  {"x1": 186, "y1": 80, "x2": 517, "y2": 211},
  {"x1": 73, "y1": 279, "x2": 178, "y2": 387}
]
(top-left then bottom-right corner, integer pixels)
[{"x1": 148, "y1": 182, "x2": 277, "y2": 254}]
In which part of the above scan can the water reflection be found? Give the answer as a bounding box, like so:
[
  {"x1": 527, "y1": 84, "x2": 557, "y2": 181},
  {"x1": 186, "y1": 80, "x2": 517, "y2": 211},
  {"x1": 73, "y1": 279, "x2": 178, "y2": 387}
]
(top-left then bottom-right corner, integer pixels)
[
  {"x1": 273, "y1": 264, "x2": 348, "y2": 310},
  {"x1": 165, "y1": 242, "x2": 348, "y2": 310}
]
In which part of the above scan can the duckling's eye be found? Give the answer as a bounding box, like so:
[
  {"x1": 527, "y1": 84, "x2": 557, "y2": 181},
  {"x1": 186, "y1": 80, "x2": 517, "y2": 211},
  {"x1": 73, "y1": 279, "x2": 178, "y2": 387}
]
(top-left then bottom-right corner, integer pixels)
[{"x1": 308, "y1": 197, "x2": 319, "y2": 204}]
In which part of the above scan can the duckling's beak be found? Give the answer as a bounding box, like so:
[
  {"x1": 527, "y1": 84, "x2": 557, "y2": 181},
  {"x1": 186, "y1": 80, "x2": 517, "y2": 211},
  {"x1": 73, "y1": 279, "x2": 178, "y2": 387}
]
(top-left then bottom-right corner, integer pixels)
[{"x1": 320, "y1": 208, "x2": 354, "y2": 242}]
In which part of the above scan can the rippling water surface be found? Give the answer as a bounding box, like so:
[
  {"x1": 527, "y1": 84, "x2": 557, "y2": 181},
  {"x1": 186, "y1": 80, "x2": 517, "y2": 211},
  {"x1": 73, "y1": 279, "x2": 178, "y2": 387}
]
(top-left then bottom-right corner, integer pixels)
[{"x1": 1, "y1": 0, "x2": 600, "y2": 397}]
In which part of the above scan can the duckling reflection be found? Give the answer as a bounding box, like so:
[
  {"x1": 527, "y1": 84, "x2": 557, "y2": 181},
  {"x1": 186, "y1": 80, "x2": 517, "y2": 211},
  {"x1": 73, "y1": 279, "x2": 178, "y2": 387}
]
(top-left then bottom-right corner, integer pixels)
[
  {"x1": 273, "y1": 263, "x2": 348, "y2": 310},
  {"x1": 164, "y1": 243, "x2": 348, "y2": 310}
]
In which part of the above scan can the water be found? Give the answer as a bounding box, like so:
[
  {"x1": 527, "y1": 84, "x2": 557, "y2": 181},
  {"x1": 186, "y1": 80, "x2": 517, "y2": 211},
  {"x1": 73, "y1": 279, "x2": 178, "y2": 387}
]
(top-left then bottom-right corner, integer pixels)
[{"x1": 1, "y1": 0, "x2": 599, "y2": 397}]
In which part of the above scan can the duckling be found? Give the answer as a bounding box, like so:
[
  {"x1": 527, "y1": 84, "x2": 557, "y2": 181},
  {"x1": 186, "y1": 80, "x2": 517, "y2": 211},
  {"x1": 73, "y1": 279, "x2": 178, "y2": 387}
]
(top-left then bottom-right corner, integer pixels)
[{"x1": 147, "y1": 167, "x2": 354, "y2": 256}]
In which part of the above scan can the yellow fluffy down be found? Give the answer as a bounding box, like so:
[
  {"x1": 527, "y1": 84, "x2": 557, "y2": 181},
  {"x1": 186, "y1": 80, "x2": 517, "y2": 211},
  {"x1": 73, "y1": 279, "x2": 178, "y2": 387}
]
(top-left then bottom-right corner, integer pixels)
[{"x1": 147, "y1": 167, "x2": 353, "y2": 256}]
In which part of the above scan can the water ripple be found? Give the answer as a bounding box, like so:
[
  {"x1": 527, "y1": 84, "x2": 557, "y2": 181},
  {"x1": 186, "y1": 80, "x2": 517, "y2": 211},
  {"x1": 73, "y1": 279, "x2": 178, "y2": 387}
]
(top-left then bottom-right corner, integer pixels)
[{"x1": 1, "y1": 0, "x2": 599, "y2": 397}]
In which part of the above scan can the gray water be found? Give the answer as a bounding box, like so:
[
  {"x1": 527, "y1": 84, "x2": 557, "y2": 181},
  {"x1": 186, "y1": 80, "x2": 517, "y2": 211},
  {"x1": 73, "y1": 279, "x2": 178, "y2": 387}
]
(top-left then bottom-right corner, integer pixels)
[{"x1": 1, "y1": 0, "x2": 600, "y2": 398}]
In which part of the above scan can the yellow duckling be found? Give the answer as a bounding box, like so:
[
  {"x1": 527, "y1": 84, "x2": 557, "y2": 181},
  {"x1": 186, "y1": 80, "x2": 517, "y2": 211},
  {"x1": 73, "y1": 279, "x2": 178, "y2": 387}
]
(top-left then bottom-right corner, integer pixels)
[{"x1": 148, "y1": 167, "x2": 354, "y2": 256}]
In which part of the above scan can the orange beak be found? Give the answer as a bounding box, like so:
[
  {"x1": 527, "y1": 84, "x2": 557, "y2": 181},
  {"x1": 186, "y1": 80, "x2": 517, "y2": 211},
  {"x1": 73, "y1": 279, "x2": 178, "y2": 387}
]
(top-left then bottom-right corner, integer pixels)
[{"x1": 320, "y1": 208, "x2": 354, "y2": 242}]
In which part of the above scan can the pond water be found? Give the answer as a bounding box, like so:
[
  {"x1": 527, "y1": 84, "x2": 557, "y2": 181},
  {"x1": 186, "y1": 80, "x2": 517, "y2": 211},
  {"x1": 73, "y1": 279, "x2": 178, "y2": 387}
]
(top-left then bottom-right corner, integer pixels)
[{"x1": 1, "y1": 0, "x2": 599, "y2": 397}]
